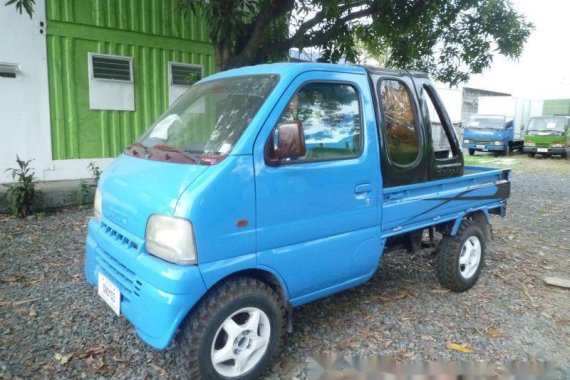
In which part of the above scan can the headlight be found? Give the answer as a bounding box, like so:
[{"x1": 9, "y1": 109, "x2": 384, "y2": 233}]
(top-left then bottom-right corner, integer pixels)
[
  {"x1": 94, "y1": 187, "x2": 102, "y2": 221},
  {"x1": 494, "y1": 141, "x2": 503, "y2": 146},
  {"x1": 146, "y1": 215, "x2": 197, "y2": 265},
  {"x1": 552, "y1": 143, "x2": 564, "y2": 148},
  {"x1": 525, "y1": 142, "x2": 535, "y2": 147},
  {"x1": 463, "y1": 139, "x2": 470, "y2": 144}
]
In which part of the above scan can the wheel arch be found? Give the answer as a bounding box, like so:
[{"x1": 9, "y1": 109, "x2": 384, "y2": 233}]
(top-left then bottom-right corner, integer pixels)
[
  {"x1": 450, "y1": 209, "x2": 491, "y2": 236},
  {"x1": 201, "y1": 266, "x2": 293, "y2": 333}
]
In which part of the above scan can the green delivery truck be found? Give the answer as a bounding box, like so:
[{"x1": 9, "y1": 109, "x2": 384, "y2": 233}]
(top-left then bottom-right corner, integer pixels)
[{"x1": 523, "y1": 116, "x2": 570, "y2": 158}]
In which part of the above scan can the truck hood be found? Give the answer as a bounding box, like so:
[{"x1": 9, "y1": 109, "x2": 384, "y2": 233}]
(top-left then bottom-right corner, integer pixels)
[
  {"x1": 99, "y1": 154, "x2": 208, "y2": 238},
  {"x1": 464, "y1": 129, "x2": 505, "y2": 141}
]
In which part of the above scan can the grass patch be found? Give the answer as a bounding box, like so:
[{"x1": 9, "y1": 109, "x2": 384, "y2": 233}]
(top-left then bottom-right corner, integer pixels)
[{"x1": 464, "y1": 154, "x2": 523, "y2": 167}]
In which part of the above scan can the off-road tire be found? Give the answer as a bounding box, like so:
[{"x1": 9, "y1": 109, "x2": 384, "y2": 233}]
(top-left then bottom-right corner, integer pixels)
[
  {"x1": 175, "y1": 278, "x2": 285, "y2": 380},
  {"x1": 468, "y1": 149, "x2": 475, "y2": 156},
  {"x1": 528, "y1": 152, "x2": 536, "y2": 158},
  {"x1": 436, "y1": 220, "x2": 486, "y2": 292}
]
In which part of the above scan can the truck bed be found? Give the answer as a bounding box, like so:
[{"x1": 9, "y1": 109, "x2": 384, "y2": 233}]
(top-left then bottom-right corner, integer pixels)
[{"x1": 381, "y1": 166, "x2": 511, "y2": 238}]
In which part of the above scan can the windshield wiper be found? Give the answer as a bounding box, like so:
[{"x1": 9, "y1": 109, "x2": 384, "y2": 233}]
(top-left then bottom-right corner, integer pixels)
[
  {"x1": 125, "y1": 142, "x2": 150, "y2": 157},
  {"x1": 152, "y1": 144, "x2": 202, "y2": 164}
]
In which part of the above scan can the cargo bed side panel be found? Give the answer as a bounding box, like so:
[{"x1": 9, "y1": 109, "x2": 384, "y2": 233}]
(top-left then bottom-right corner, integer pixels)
[{"x1": 381, "y1": 166, "x2": 510, "y2": 238}]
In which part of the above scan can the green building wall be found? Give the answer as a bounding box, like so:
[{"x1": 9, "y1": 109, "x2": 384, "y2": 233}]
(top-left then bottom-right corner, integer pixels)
[
  {"x1": 46, "y1": 0, "x2": 215, "y2": 159},
  {"x1": 543, "y1": 99, "x2": 570, "y2": 117}
]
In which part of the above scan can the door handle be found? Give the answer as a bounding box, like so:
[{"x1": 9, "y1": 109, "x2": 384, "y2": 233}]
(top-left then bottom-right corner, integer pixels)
[
  {"x1": 386, "y1": 192, "x2": 404, "y2": 200},
  {"x1": 354, "y1": 183, "x2": 372, "y2": 194}
]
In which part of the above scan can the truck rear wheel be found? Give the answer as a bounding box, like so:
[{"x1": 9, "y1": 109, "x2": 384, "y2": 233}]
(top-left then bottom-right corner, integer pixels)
[
  {"x1": 175, "y1": 278, "x2": 285, "y2": 379},
  {"x1": 436, "y1": 220, "x2": 486, "y2": 292},
  {"x1": 468, "y1": 149, "x2": 475, "y2": 156},
  {"x1": 528, "y1": 152, "x2": 536, "y2": 158}
]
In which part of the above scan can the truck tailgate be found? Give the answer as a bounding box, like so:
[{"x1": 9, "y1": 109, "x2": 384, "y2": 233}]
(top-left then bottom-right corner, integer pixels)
[{"x1": 381, "y1": 166, "x2": 511, "y2": 237}]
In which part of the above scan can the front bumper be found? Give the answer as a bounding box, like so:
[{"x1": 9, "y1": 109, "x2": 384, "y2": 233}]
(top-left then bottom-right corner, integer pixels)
[
  {"x1": 464, "y1": 143, "x2": 506, "y2": 152},
  {"x1": 523, "y1": 146, "x2": 567, "y2": 155},
  {"x1": 85, "y1": 218, "x2": 207, "y2": 349}
]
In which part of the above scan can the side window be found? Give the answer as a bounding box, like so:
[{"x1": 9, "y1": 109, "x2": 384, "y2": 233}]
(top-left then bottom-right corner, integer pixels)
[
  {"x1": 422, "y1": 86, "x2": 457, "y2": 160},
  {"x1": 380, "y1": 80, "x2": 420, "y2": 166},
  {"x1": 278, "y1": 82, "x2": 362, "y2": 161}
]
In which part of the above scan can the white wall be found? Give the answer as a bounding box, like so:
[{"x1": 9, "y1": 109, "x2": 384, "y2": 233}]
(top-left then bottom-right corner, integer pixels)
[
  {"x1": 0, "y1": 2, "x2": 112, "y2": 184},
  {"x1": 436, "y1": 87, "x2": 463, "y2": 123}
]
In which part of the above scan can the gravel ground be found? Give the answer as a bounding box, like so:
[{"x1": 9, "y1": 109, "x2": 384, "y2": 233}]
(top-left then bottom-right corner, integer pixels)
[{"x1": 0, "y1": 155, "x2": 569, "y2": 379}]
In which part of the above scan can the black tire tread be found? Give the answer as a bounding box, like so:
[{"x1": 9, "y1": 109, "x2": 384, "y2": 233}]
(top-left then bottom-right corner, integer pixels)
[
  {"x1": 175, "y1": 277, "x2": 286, "y2": 380},
  {"x1": 436, "y1": 220, "x2": 485, "y2": 292}
]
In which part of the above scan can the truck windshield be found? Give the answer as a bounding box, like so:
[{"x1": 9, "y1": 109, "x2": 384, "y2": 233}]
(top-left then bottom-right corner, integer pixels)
[
  {"x1": 466, "y1": 116, "x2": 506, "y2": 130},
  {"x1": 130, "y1": 75, "x2": 279, "y2": 164},
  {"x1": 527, "y1": 117, "x2": 567, "y2": 134}
]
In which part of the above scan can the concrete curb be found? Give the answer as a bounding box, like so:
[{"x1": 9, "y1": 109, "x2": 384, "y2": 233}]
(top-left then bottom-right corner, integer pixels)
[{"x1": 0, "y1": 179, "x2": 96, "y2": 214}]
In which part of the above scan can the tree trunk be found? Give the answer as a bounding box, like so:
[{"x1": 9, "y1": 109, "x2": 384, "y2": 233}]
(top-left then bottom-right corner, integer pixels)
[{"x1": 215, "y1": 41, "x2": 233, "y2": 71}]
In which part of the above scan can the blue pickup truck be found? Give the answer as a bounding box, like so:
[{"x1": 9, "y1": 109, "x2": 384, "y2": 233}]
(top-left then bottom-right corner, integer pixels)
[{"x1": 85, "y1": 63, "x2": 511, "y2": 379}]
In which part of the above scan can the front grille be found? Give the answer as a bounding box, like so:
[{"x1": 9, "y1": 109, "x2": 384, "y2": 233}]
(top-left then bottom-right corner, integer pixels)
[
  {"x1": 96, "y1": 247, "x2": 143, "y2": 303},
  {"x1": 468, "y1": 139, "x2": 492, "y2": 144},
  {"x1": 96, "y1": 221, "x2": 143, "y2": 303},
  {"x1": 100, "y1": 221, "x2": 138, "y2": 250}
]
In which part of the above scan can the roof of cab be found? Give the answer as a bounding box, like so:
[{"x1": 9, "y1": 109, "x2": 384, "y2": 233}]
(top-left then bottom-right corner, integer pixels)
[
  {"x1": 201, "y1": 62, "x2": 368, "y2": 83},
  {"x1": 200, "y1": 62, "x2": 429, "y2": 84}
]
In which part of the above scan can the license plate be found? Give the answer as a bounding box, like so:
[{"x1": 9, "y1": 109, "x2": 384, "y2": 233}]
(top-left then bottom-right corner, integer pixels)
[
  {"x1": 98, "y1": 273, "x2": 121, "y2": 315},
  {"x1": 476, "y1": 145, "x2": 485, "y2": 149},
  {"x1": 537, "y1": 148, "x2": 548, "y2": 153}
]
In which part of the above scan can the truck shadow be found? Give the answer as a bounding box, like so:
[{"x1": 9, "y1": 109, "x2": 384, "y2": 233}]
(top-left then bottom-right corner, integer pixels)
[{"x1": 280, "y1": 248, "x2": 441, "y2": 347}]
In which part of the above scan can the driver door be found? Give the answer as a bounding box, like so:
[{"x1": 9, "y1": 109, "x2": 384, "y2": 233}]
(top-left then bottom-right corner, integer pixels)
[{"x1": 253, "y1": 71, "x2": 381, "y2": 303}]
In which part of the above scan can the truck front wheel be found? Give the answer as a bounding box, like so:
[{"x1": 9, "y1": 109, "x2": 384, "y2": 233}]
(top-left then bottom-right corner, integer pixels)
[
  {"x1": 436, "y1": 220, "x2": 486, "y2": 292},
  {"x1": 175, "y1": 278, "x2": 285, "y2": 379},
  {"x1": 468, "y1": 149, "x2": 475, "y2": 156}
]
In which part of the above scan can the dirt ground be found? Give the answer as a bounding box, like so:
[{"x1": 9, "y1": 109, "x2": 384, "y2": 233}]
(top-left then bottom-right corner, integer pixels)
[{"x1": 0, "y1": 154, "x2": 568, "y2": 379}]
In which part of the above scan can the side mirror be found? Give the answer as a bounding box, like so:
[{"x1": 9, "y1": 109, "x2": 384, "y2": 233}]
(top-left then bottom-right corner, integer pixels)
[{"x1": 266, "y1": 121, "x2": 306, "y2": 165}]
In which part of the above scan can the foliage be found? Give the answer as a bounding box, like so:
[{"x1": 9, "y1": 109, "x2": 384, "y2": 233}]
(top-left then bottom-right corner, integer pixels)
[
  {"x1": 4, "y1": 0, "x2": 34, "y2": 17},
  {"x1": 3, "y1": 156, "x2": 42, "y2": 217},
  {"x1": 76, "y1": 180, "x2": 91, "y2": 206},
  {"x1": 179, "y1": 0, "x2": 532, "y2": 85},
  {"x1": 184, "y1": 71, "x2": 202, "y2": 85},
  {"x1": 77, "y1": 161, "x2": 102, "y2": 206},
  {"x1": 9, "y1": 0, "x2": 533, "y2": 85},
  {"x1": 88, "y1": 161, "x2": 102, "y2": 184}
]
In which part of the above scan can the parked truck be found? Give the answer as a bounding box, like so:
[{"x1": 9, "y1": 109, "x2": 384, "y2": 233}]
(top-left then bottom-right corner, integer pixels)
[
  {"x1": 462, "y1": 96, "x2": 529, "y2": 155},
  {"x1": 523, "y1": 116, "x2": 570, "y2": 158},
  {"x1": 85, "y1": 63, "x2": 511, "y2": 379}
]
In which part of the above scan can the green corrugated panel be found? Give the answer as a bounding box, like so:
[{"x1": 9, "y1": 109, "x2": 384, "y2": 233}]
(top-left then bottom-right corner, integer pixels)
[
  {"x1": 46, "y1": 0, "x2": 214, "y2": 159},
  {"x1": 543, "y1": 99, "x2": 570, "y2": 116},
  {"x1": 47, "y1": 0, "x2": 208, "y2": 42}
]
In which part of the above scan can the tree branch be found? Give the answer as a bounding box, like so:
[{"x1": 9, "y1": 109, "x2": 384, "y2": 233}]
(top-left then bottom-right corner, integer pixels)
[
  {"x1": 290, "y1": 1, "x2": 368, "y2": 42},
  {"x1": 305, "y1": 6, "x2": 377, "y2": 46},
  {"x1": 260, "y1": 4, "x2": 378, "y2": 58},
  {"x1": 227, "y1": 0, "x2": 295, "y2": 68}
]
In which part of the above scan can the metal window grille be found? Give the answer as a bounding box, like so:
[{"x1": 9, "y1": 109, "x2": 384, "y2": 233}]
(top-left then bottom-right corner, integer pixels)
[
  {"x1": 170, "y1": 63, "x2": 202, "y2": 86},
  {"x1": 92, "y1": 55, "x2": 132, "y2": 82}
]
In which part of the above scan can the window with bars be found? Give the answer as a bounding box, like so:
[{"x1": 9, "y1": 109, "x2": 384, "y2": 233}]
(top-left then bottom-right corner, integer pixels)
[
  {"x1": 91, "y1": 55, "x2": 132, "y2": 82},
  {"x1": 170, "y1": 63, "x2": 202, "y2": 86},
  {"x1": 88, "y1": 53, "x2": 135, "y2": 111}
]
